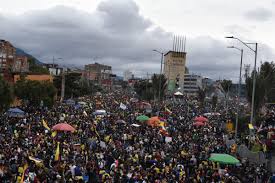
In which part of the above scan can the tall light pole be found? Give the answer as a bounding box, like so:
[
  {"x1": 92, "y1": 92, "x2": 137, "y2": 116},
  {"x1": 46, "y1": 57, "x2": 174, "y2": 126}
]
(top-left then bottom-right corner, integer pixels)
[
  {"x1": 228, "y1": 46, "x2": 243, "y2": 140},
  {"x1": 153, "y1": 49, "x2": 164, "y2": 101},
  {"x1": 57, "y1": 58, "x2": 66, "y2": 102},
  {"x1": 226, "y1": 36, "x2": 258, "y2": 125}
]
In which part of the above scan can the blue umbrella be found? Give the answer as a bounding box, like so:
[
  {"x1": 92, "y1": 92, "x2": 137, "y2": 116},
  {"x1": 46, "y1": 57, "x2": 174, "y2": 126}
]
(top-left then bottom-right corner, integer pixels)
[{"x1": 7, "y1": 108, "x2": 25, "y2": 117}]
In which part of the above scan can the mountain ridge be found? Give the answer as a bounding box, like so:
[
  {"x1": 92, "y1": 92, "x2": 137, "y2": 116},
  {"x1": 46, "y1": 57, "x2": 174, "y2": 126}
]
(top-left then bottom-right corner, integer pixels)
[{"x1": 15, "y1": 48, "x2": 44, "y2": 65}]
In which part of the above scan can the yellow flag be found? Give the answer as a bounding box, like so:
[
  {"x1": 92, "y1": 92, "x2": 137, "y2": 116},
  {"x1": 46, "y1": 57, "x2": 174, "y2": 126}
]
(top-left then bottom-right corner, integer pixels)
[
  {"x1": 54, "y1": 142, "x2": 60, "y2": 161},
  {"x1": 104, "y1": 135, "x2": 110, "y2": 142},
  {"x1": 20, "y1": 164, "x2": 28, "y2": 183},
  {"x1": 165, "y1": 107, "x2": 172, "y2": 114},
  {"x1": 51, "y1": 131, "x2": 57, "y2": 138},
  {"x1": 248, "y1": 123, "x2": 254, "y2": 130},
  {"x1": 159, "y1": 122, "x2": 165, "y2": 127},
  {"x1": 42, "y1": 119, "x2": 51, "y2": 131}
]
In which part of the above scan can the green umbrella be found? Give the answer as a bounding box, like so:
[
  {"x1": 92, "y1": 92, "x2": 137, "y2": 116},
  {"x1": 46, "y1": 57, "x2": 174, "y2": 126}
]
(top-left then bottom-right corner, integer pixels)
[
  {"x1": 209, "y1": 153, "x2": 240, "y2": 165},
  {"x1": 136, "y1": 115, "x2": 149, "y2": 121}
]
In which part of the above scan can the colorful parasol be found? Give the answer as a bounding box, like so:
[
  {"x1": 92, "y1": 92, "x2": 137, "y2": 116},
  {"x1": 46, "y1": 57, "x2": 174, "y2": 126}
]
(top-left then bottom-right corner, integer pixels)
[
  {"x1": 136, "y1": 115, "x2": 150, "y2": 121},
  {"x1": 209, "y1": 153, "x2": 240, "y2": 165},
  {"x1": 52, "y1": 123, "x2": 75, "y2": 132}
]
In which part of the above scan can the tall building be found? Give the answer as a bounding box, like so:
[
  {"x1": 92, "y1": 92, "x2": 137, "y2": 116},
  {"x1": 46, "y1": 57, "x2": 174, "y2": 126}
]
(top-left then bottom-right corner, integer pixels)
[
  {"x1": 0, "y1": 40, "x2": 16, "y2": 73},
  {"x1": 123, "y1": 70, "x2": 133, "y2": 81},
  {"x1": 183, "y1": 74, "x2": 203, "y2": 96},
  {"x1": 164, "y1": 51, "x2": 187, "y2": 92},
  {"x1": 84, "y1": 62, "x2": 112, "y2": 81}
]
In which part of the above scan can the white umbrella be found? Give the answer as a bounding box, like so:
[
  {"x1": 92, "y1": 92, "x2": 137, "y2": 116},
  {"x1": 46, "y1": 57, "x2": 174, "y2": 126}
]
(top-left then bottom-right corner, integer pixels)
[
  {"x1": 174, "y1": 91, "x2": 183, "y2": 96},
  {"x1": 131, "y1": 124, "x2": 140, "y2": 127}
]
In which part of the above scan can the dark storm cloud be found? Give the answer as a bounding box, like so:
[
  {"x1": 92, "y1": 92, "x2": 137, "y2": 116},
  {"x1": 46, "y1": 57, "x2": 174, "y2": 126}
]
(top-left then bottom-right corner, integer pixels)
[
  {"x1": 244, "y1": 7, "x2": 273, "y2": 21},
  {"x1": 0, "y1": 0, "x2": 274, "y2": 79}
]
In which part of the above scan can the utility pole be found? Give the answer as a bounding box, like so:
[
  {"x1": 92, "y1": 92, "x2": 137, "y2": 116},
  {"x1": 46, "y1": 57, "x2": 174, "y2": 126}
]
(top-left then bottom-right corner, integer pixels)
[{"x1": 60, "y1": 68, "x2": 65, "y2": 102}]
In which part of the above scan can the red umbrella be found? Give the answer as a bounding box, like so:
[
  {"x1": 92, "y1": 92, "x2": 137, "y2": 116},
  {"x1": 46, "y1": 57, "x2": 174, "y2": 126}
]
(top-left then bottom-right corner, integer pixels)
[
  {"x1": 194, "y1": 116, "x2": 208, "y2": 123},
  {"x1": 193, "y1": 121, "x2": 205, "y2": 127},
  {"x1": 52, "y1": 123, "x2": 75, "y2": 132}
]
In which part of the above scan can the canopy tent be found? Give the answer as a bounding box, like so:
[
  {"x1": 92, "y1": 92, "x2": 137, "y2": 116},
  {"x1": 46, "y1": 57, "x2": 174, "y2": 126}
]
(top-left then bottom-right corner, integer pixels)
[
  {"x1": 136, "y1": 115, "x2": 149, "y2": 122},
  {"x1": 209, "y1": 153, "x2": 240, "y2": 165},
  {"x1": 52, "y1": 123, "x2": 75, "y2": 132},
  {"x1": 7, "y1": 108, "x2": 25, "y2": 117},
  {"x1": 174, "y1": 91, "x2": 184, "y2": 96}
]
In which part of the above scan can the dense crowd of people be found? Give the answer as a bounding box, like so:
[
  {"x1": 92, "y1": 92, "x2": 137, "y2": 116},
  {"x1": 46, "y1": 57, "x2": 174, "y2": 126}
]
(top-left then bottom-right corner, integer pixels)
[{"x1": 0, "y1": 92, "x2": 274, "y2": 182}]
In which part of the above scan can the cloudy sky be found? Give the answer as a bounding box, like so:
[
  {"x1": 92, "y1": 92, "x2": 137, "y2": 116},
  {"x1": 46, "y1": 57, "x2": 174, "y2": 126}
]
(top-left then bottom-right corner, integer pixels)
[{"x1": 0, "y1": 0, "x2": 274, "y2": 81}]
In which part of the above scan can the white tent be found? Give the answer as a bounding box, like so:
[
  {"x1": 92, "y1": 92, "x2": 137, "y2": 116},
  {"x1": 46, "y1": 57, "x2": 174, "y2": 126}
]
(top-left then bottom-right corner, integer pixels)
[{"x1": 174, "y1": 91, "x2": 184, "y2": 96}]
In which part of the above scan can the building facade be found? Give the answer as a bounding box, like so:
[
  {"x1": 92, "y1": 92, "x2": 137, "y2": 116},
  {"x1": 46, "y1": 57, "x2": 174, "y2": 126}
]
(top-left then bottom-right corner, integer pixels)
[
  {"x1": 1, "y1": 40, "x2": 29, "y2": 79},
  {"x1": 123, "y1": 70, "x2": 134, "y2": 81},
  {"x1": 164, "y1": 51, "x2": 187, "y2": 92},
  {"x1": 12, "y1": 56, "x2": 29, "y2": 73},
  {"x1": 0, "y1": 40, "x2": 16, "y2": 73},
  {"x1": 84, "y1": 63, "x2": 112, "y2": 81},
  {"x1": 14, "y1": 74, "x2": 53, "y2": 83},
  {"x1": 45, "y1": 63, "x2": 63, "y2": 76},
  {"x1": 183, "y1": 74, "x2": 203, "y2": 96}
]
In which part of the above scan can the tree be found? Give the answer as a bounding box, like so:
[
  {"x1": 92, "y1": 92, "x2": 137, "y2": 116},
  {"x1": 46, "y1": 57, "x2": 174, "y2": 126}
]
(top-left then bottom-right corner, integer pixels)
[
  {"x1": 212, "y1": 95, "x2": 218, "y2": 111},
  {"x1": 151, "y1": 74, "x2": 167, "y2": 101},
  {"x1": 220, "y1": 79, "x2": 232, "y2": 98},
  {"x1": 134, "y1": 80, "x2": 154, "y2": 101},
  {"x1": 197, "y1": 88, "x2": 206, "y2": 107},
  {"x1": 134, "y1": 74, "x2": 167, "y2": 101},
  {"x1": 0, "y1": 76, "x2": 13, "y2": 112},
  {"x1": 53, "y1": 73, "x2": 100, "y2": 98},
  {"x1": 14, "y1": 79, "x2": 56, "y2": 107},
  {"x1": 246, "y1": 61, "x2": 275, "y2": 115},
  {"x1": 28, "y1": 58, "x2": 49, "y2": 74}
]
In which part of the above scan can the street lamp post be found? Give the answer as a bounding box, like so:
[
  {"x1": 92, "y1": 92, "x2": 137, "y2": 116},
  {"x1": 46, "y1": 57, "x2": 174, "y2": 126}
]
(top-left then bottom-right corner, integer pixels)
[
  {"x1": 57, "y1": 58, "x2": 66, "y2": 102},
  {"x1": 153, "y1": 50, "x2": 164, "y2": 101},
  {"x1": 226, "y1": 36, "x2": 258, "y2": 125},
  {"x1": 228, "y1": 46, "x2": 243, "y2": 140}
]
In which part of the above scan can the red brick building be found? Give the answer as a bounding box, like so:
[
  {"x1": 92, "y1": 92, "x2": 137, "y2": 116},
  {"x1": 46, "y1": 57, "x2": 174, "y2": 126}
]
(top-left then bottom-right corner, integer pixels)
[
  {"x1": 0, "y1": 40, "x2": 29, "y2": 82},
  {"x1": 0, "y1": 40, "x2": 16, "y2": 73}
]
